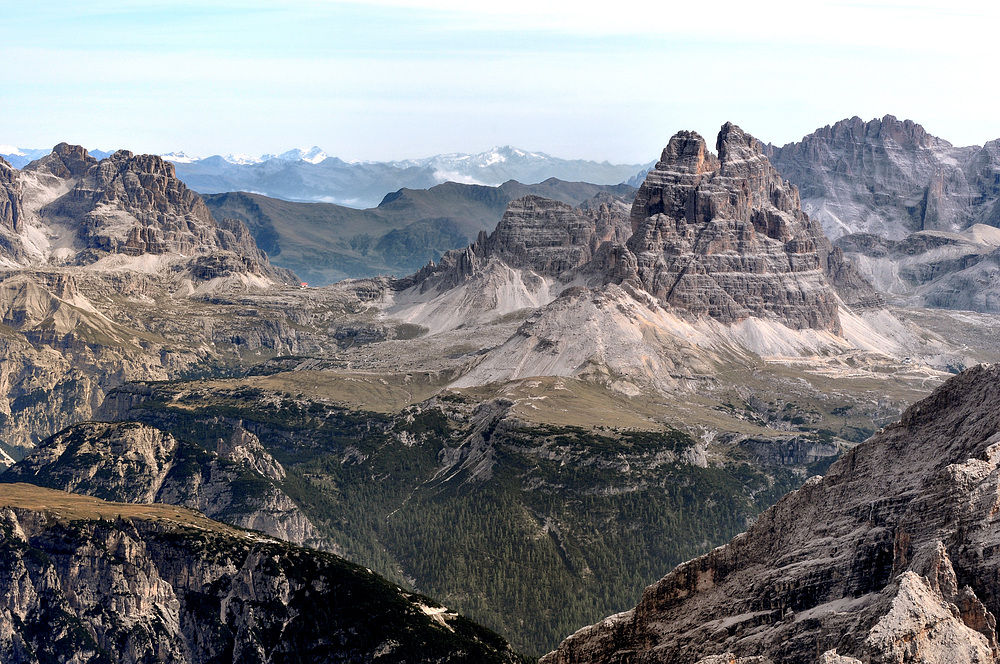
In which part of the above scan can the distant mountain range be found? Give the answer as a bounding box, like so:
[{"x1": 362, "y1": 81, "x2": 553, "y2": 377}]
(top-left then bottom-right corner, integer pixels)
[
  {"x1": 0, "y1": 146, "x2": 114, "y2": 168},
  {"x1": 203, "y1": 178, "x2": 637, "y2": 285},
  {"x1": 2, "y1": 144, "x2": 651, "y2": 209}
]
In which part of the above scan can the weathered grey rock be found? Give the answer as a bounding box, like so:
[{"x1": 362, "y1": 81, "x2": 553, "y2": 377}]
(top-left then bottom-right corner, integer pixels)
[
  {"x1": 768, "y1": 116, "x2": 1000, "y2": 312},
  {"x1": 0, "y1": 156, "x2": 22, "y2": 235},
  {"x1": 40, "y1": 150, "x2": 269, "y2": 267},
  {"x1": 0, "y1": 485, "x2": 523, "y2": 664},
  {"x1": 618, "y1": 124, "x2": 845, "y2": 332},
  {"x1": 766, "y1": 115, "x2": 986, "y2": 241},
  {"x1": 406, "y1": 193, "x2": 631, "y2": 291},
  {"x1": 1, "y1": 421, "x2": 330, "y2": 551},
  {"x1": 22, "y1": 142, "x2": 98, "y2": 180},
  {"x1": 542, "y1": 364, "x2": 1000, "y2": 664}
]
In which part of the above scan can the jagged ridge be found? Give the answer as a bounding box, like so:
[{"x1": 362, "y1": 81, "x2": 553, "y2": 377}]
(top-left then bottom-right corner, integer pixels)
[{"x1": 542, "y1": 363, "x2": 1000, "y2": 663}]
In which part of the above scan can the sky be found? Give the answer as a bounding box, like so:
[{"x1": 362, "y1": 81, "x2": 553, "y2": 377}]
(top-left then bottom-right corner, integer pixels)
[{"x1": 1, "y1": 0, "x2": 998, "y2": 163}]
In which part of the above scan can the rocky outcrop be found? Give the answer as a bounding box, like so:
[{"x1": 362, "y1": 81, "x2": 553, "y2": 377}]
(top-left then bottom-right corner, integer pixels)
[
  {"x1": 0, "y1": 484, "x2": 522, "y2": 664},
  {"x1": 541, "y1": 363, "x2": 1000, "y2": 664},
  {"x1": 40, "y1": 149, "x2": 273, "y2": 267},
  {"x1": 399, "y1": 124, "x2": 881, "y2": 334},
  {"x1": 22, "y1": 142, "x2": 98, "y2": 180},
  {"x1": 406, "y1": 193, "x2": 631, "y2": 291},
  {"x1": 0, "y1": 156, "x2": 27, "y2": 263},
  {"x1": 1, "y1": 421, "x2": 331, "y2": 551},
  {"x1": 617, "y1": 124, "x2": 845, "y2": 332},
  {"x1": 0, "y1": 156, "x2": 23, "y2": 234},
  {"x1": 766, "y1": 116, "x2": 1000, "y2": 311},
  {"x1": 766, "y1": 115, "x2": 986, "y2": 241}
]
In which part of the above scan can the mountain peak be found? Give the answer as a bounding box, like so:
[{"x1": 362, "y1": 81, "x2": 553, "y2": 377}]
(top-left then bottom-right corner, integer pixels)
[
  {"x1": 716, "y1": 121, "x2": 766, "y2": 164},
  {"x1": 625, "y1": 122, "x2": 845, "y2": 333},
  {"x1": 656, "y1": 130, "x2": 717, "y2": 174},
  {"x1": 22, "y1": 143, "x2": 97, "y2": 179}
]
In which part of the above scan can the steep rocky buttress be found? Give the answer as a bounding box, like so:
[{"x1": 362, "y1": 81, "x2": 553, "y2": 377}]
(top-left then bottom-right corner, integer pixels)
[
  {"x1": 396, "y1": 123, "x2": 881, "y2": 338},
  {"x1": 0, "y1": 484, "x2": 523, "y2": 664},
  {"x1": 1, "y1": 421, "x2": 332, "y2": 551},
  {"x1": 542, "y1": 363, "x2": 1000, "y2": 664},
  {"x1": 615, "y1": 123, "x2": 873, "y2": 333}
]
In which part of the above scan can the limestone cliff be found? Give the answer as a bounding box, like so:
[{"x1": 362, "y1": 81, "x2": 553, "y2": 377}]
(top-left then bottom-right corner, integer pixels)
[
  {"x1": 39, "y1": 148, "x2": 280, "y2": 274},
  {"x1": 766, "y1": 115, "x2": 993, "y2": 241},
  {"x1": 768, "y1": 115, "x2": 1000, "y2": 312},
  {"x1": 0, "y1": 483, "x2": 522, "y2": 664},
  {"x1": 407, "y1": 193, "x2": 631, "y2": 289},
  {"x1": 618, "y1": 124, "x2": 846, "y2": 333},
  {"x1": 1, "y1": 421, "x2": 331, "y2": 551},
  {"x1": 395, "y1": 125, "x2": 881, "y2": 336},
  {"x1": 541, "y1": 363, "x2": 1000, "y2": 664},
  {"x1": 0, "y1": 156, "x2": 25, "y2": 263}
]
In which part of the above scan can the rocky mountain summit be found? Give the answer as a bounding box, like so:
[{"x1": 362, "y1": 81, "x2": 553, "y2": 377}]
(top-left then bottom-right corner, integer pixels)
[
  {"x1": 767, "y1": 115, "x2": 1000, "y2": 312},
  {"x1": 0, "y1": 143, "x2": 311, "y2": 457},
  {"x1": 620, "y1": 124, "x2": 853, "y2": 332},
  {"x1": 400, "y1": 123, "x2": 879, "y2": 336},
  {"x1": 541, "y1": 363, "x2": 1000, "y2": 664},
  {"x1": 16, "y1": 144, "x2": 289, "y2": 281},
  {"x1": 388, "y1": 123, "x2": 905, "y2": 395},
  {"x1": 0, "y1": 483, "x2": 522, "y2": 664},
  {"x1": 767, "y1": 115, "x2": 1000, "y2": 241}
]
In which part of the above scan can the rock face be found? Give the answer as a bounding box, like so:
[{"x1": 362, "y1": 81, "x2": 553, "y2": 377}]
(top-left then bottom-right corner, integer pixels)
[
  {"x1": 23, "y1": 142, "x2": 98, "y2": 180},
  {"x1": 39, "y1": 148, "x2": 275, "y2": 269},
  {"x1": 0, "y1": 157, "x2": 26, "y2": 262},
  {"x1": 767, "y1": 116, "x2": 1000, "y2": 312},
  {"x1": 398, "y1": 124, "x2": 880, "y2": 337},
  {"x1": 409, "y1": 193, "x2": 632, "y2": 289},
  {"x1": 766, "y1": 115, "x2": 998, "y2": 241},
  {"x1": 1, "y1": 421, "x2": 331, "y2": 551},
  {"x1": 541, "y1": 363, "x2": 1000, "y2": 664},
  {"x1": 0, "y1": 484, "x2": 522, "y2": 664},
  {"x1": 0, "y1": 143, "x2": 296, "y2": 285},
  {"x1": 617, "y1": 124, "x2": 844, "y2": 332},
  {"x1": 0, "y1": 157, "x2": 23, "y2": 234}
]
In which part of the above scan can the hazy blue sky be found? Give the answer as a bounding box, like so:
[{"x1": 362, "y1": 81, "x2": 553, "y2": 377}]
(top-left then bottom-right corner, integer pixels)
[{"x1": 2, "y1": 0, "x2": 996, "y2": 162}]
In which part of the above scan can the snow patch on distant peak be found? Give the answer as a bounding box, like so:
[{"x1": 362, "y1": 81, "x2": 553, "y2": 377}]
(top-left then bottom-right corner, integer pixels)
[
  {"x1": 266, "y1": 147, "x2": 329, "y2": 164},
  {"x1": 161, "y1": 151, "x2": 200, "y2": 164},
  {"x1": 223, "y1": 153, "x2": 264, "y2": 165},
  {"x1": 0, "y1": 145, "x2": 26, "y2": 157}
]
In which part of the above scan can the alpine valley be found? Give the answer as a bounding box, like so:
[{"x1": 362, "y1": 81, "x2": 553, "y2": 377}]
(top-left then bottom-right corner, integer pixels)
[{"x1": 2, "y1": 116, "x2": 1000, "y2": 662}]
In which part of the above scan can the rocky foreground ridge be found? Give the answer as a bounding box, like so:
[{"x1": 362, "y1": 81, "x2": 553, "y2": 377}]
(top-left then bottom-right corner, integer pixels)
[
  {"x1": 0, "y1": 483, "x2": 522, "y2": 664},
  {"x1": 541, "y1": 363, "x2": 1000, "y2": 664}
]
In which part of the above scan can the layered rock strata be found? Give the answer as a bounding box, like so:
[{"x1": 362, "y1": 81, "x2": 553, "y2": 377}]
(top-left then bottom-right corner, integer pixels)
[
  {"x1": 406, "y1": 193, "x2": 632, "y2": 291},
  {"x1": 542, "y1": 363, "x2": 1000, "y2": 664},
  {"x1": 617, "y1": 124, "x2": 845, "y2": 332},
  {"x1": 400, "y1": 124, "x2": 880, "y2": 333},
  {"x1": 0, "y1": 483, "x2": 522, "y2": 664},
  {"x1": 1, "y1": 421, "x2": 331, "y2": 551},
  {"x1": 0, "y1": 156, "x2": 26, "y2": 262},
  {"x1": 767, "y1": 115, "x2": 1000, "y2": 311},
  {"x1": 39, "y1": 148, "x2": 274, "y2": 268},
  {"x1": 767, "y1": 114, "x2": 1000, "y2": 241}
]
